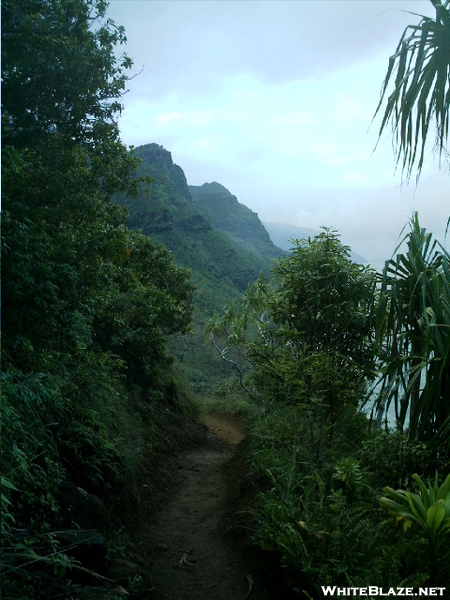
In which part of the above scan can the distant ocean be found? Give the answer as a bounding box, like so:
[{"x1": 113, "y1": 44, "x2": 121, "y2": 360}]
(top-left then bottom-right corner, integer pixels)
[{"x1": 364, "y1": 377, "x2": 414, "y2": 431}]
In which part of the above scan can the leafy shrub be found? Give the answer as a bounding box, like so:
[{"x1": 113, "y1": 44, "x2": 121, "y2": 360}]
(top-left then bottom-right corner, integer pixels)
[
  {"x1": 380, "y1": 473, "x2": 450, "y2": 586},
  {"x1": 244, "y1": 404, "x2": 437, "y2": 593},
  {"x1": 1, "y1": 370, "x2": 69, "y2": 598},
  {"x1": 1, "y1": 371, "x2": 65, "y2": 528},
  {"x1": 248, "y1": 470, "x2": 417, "y2": 594},
  {"x1": 358, "y1": 430, "x2": 435, "y2": 489}
]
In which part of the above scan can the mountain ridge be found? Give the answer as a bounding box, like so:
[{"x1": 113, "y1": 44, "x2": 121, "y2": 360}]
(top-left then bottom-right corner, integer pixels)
[
  {"x1": 189, "y1": 181, "x2": 285, "y2": 262},
  {"x1": 120, "y1": 144, "x2": 278, "y2": 312},
  {"x1": 117, "y1": 143, "x2": 367, "y2": 394},
  {"x1": 116, "y1": 143, "x2": 285, "y2": 394}
]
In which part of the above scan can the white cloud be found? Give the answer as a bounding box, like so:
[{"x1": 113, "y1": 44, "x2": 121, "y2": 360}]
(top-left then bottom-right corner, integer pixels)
[
  {"x1": 157, "y1": 111, "x2": 183, "y2": 125},
  {"x1": 310, "y1": 143, "x2": 343, "y2": 161},
  {"x1": 339, "y1": 172, "x2": 370, "y2": 185},
  {"x1": 107, "y1": 0, "x2": 447, "y2": 265}
]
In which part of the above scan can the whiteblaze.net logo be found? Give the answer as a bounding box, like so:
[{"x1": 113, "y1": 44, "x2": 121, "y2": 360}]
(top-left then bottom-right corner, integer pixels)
[{"x1": 321, "y1": 587, "x2": 446, "y2": 597}]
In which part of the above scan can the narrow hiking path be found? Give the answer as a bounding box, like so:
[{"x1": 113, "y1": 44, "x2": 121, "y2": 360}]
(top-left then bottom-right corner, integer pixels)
[{"x1": 136, "y1": 412, "x2": 286, "y2": 600}]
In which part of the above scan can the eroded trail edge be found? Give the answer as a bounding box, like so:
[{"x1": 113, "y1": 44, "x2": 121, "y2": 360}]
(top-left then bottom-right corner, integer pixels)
[{"x1": 141, "y1": 412, "x2": 279, "y2": 600}]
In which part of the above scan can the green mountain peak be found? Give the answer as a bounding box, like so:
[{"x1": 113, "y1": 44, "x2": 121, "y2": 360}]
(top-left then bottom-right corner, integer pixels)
[{"x1": 189, "y1": 182, "x2": 284, "y2": 261}]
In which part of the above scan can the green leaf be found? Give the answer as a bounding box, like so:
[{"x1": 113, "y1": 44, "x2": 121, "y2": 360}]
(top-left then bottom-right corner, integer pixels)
[
  {"x1": 1, "y1": 476, "x2": 19, "y2": 492},
  {"x1": 437, "y1": 473, "x2": 450, "y2": 501},
  {"x1": 426, "y1": 500, "x2": 445, "y2": 535}
]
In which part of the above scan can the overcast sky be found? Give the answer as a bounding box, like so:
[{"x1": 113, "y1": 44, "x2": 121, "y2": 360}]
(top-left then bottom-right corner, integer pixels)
[{"x1": 107, "y1": 0, "x2": 448, "y2": 268}]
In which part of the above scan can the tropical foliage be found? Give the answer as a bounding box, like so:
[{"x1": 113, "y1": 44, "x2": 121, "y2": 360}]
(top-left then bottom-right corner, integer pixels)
[
  {"x1": 207, "y1": 225, "x2": 449, "y2": 593},
  {"x1": 374, "y1": 0, "x2": 450, "y2": 180},
  {"x1": 208, "y1": 229, "x2": 377, "y2": 459},
  {"x1": 2, "y1": 0, "x2": 449, "y2": 596},
  {"x1": 228, "y1": 0, "x2": 450, "y2": 585},
  {"x1": 238, "y1": 401, "x2": 446, "y2": 594},
  {"x1": 2, "y1": 1, "x2": 194, "y2": 597},
  {"x1": 380, "y1": 473, "x2": 450, "y2": 583},
  {"x1": 372, "y1": 214, "x2": 450, "y2": 454}
]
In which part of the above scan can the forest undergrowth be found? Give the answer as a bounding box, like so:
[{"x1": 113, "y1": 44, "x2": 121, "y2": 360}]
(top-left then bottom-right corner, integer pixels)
[
  {"x1": 2, "y1": 0, "x2": 450, "y2": 598},
  {"x1": 206, "y1": 379, "x2": 450, "y2": 596},
  {"x1": 205, "y1": 223, "x2": 450, "y2": 596}
]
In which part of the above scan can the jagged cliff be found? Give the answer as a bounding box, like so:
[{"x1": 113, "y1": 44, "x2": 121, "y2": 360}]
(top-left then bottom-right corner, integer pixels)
[
  {"x1": 116, "y1": 143, "x2": 288, "y2": 394},
  {"x1": 189, "y1": 182, "x2": 284, "y2": 261},
  {"x1": 135, "y1": 143, "x2": 192, "y2": 202},
  {"x1": 117, "y1": 144, "x2": 280, "y2": 316}
]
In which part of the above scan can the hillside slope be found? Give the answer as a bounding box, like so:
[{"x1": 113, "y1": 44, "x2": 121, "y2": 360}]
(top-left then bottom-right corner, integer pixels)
[
  {"x1": 119, "y1": 144, "x2": 276, "y2": 317},
  {"x1": 116, "y1": 144, "x2": 283, "y2": 394},
  {"x1": 189, "y1": 182, "x2": 284, "y2": 262}
]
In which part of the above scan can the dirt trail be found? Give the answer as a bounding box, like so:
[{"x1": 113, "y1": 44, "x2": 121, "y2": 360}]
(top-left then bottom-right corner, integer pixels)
[
  {"x1": 202, "y1": 412, "x2": 246, "y2": 446},
  {"x1": 141, "y1": 412, "x2": 283, "y2": 600}
]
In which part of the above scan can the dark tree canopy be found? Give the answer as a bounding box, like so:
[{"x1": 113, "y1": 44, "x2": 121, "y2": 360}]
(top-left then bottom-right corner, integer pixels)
[
  {"x1": 1, "y1": 3, "x2": 195, "y2": 597},
  {"x1": 2, "y1": 0, "x2": 131, "y2": 148}
]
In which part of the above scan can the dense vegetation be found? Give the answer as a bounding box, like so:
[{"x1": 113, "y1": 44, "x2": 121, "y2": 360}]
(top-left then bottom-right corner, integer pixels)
[
  {"x1": 2, "y1": 0, "x2": 449, "y2": 598},
  {"x1": 2, "y1": 2, "x2": 195, "y2": 598},
  {"x1": 207, "y1": 0, "x2": 450, "y2": 591},
  {"x1": 116, "y1": 143, "x2": 284, "y2": 396},
  {"x1": 208, "y1": 223, "x2": 450, "y2": 593}
]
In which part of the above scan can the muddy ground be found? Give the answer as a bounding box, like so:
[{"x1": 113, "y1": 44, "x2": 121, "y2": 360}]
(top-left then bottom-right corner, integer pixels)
[{"x1": 115, "y1": 411, "x2": 295, "y2": 600}]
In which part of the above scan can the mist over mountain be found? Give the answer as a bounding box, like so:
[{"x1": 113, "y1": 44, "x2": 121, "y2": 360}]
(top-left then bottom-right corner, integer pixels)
[
  {"x1": 118, "y1": 144, "x2": 281, "y2": 317},
  {"x1": 263, "y1": 222, "x2": 320, "y2": 250},
  {"x1": 189, "y1": 182, "x2": 285, "y2": 261},
  {"x1": 116, "y1": 143, "x2": 368, "y2": 393},
  {"x1": 118, "y1": 144, "x2": 367, "y2": 311},
  {"x1": 117, "y1": 143, "x2": 285, "y2": 393},
  {"x1": 264, "y1": 221, "x2": 367, "y2": 264}
]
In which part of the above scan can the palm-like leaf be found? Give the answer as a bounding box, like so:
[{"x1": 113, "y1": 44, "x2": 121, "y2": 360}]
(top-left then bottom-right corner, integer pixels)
[
  {"x1": 380, "y1": 473, "x2": 450, "y2": 577},
  {"x1": 371, "y1": 214, "x2": 450, "y2": 453},
  {"x1": 374, "y1": 0, "x2": 450, "y2": 181}
]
